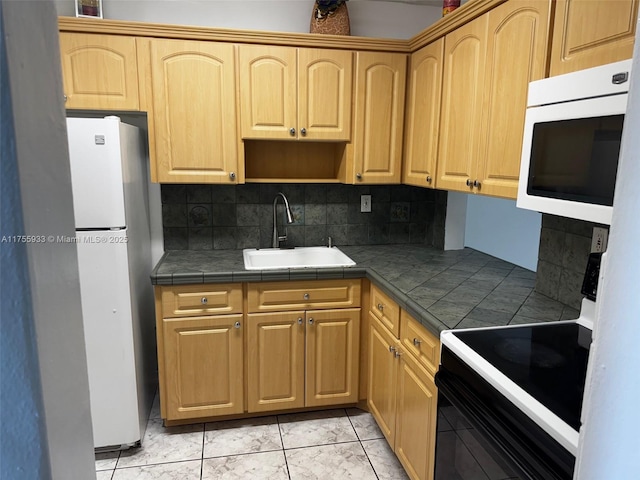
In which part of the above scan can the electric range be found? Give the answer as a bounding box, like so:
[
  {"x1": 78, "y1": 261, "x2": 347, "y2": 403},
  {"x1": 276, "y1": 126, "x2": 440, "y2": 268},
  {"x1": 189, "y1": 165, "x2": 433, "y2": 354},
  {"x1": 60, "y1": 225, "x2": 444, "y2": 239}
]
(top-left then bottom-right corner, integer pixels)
[{"x1": 434, "y1": 254, "x2": 600, "y2": 480}]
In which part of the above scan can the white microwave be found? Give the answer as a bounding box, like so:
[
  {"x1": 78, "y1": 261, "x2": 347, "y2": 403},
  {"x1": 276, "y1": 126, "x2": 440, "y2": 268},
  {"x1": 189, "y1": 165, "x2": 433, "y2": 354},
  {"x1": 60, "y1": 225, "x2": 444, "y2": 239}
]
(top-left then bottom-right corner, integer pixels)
[{"x1": 517, "y1": 60, "x2": 632, "y2": 225}]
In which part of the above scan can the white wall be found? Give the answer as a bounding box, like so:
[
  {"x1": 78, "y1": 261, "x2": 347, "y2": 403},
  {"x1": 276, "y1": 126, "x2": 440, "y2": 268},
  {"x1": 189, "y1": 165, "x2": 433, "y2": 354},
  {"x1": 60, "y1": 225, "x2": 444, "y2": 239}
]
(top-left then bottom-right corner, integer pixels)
[
  {"x1": 54, "y1": 0, "x2": 442, "y2": 39},
  {"x1": 464, "y1": 195, "x2": 541, "y2": 271},
  {"x1": 574, "y1": 16, "x2": 640, "y2": 479}
]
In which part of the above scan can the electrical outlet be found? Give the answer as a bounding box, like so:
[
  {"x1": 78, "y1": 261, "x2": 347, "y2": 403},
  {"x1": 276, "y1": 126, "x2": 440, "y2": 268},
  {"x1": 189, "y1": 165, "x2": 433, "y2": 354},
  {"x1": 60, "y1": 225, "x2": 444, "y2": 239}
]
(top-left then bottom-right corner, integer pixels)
[
  {"x1": 591, "y1": 227, "x2": 608, "y2": 253},
  {"x1": 361, "y1": 194, "x2": 372, "y2": 213}
]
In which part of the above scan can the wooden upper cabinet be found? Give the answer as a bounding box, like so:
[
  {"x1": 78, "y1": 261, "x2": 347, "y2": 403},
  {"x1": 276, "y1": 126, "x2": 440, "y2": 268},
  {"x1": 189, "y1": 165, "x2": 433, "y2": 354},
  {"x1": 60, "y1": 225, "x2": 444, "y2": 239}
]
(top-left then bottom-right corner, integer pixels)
[
  {"x1": 140, "y1": 39, "x2": 239, "y2": 183},
  {"x1": 298, "y1": 48, "x2": 353, "y2": 141},
  {"x1": 351, "y1": 52, "x2": 407, "y2": 184},
  {"x1": 402, "y1": 39, "x2": 443, "y2": 189},
  {"x1": 437, "y1": 15, "x2": 488, "y2": 193},
  {"x1": 239, "y1": 45, "x2": 297, "y2": 139},
  {"x1": 59, "y1": 33, "x2": 139, "y2": 110},
  {"x1": 239, "y1": 45, "x2": 352, "y2": 141},
  {"x1": 436, "y1": 0, "x2": 550, "y2": 199},
  {"x1": 550, "y1": 0, "x2": 638, "y2": 76},
  {"x1": 477, "y1": 0, "x2": 551, "y2": 199}
]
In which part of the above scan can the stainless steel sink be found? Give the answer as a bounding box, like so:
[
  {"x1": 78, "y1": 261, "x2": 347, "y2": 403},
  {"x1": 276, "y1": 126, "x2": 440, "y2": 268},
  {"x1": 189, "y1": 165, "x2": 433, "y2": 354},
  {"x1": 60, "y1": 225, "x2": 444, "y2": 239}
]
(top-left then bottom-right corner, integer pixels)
[{"x1": 242, "y1": 247, "x2": 356, "y2": 270}]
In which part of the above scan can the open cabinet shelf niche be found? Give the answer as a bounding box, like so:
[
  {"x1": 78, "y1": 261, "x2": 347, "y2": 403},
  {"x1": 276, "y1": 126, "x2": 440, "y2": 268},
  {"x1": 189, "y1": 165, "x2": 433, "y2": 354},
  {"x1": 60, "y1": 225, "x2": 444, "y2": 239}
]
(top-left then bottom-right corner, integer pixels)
[{"x1": 244, "y1": 140, "x2": 347, "y2": 183}]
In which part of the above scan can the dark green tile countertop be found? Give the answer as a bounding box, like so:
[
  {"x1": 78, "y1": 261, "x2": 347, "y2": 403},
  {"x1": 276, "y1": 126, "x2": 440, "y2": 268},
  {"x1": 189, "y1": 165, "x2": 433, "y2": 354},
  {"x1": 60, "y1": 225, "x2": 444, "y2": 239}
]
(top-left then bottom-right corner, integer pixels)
[{"x1": 151, "y1": 245, "x2": 579, "y2": 338}]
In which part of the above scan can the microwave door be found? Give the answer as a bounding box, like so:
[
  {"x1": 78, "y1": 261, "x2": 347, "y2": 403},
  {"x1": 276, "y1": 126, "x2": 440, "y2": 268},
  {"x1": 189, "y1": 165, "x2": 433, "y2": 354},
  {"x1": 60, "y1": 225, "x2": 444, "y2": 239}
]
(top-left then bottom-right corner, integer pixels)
[{"x1": 517, "y1": 94, "x2": 627, "y2": 225}]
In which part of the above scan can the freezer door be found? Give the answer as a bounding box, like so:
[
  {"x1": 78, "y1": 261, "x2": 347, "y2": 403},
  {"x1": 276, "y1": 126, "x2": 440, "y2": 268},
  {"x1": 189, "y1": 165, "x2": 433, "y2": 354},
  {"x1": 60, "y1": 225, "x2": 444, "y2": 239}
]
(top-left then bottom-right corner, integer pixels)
[
  {"x1": 67, "y1": 117, "x2": 126, "y2": 229},
  {"x1": 76, "y1": 230, "x2": 141, "y2": 448}
]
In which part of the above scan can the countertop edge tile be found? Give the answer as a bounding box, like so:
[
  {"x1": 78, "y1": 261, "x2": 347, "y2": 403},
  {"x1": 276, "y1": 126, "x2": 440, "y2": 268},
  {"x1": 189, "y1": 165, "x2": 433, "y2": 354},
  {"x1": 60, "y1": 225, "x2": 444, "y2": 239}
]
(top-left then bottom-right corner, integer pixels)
[
  {"x1": 261, "y1": 270, "x2": 290, "y2": 281},
  {"x1": 172, "y1": 272, "x2": 204, "y2": 284},
  {"x1": 232, "y1": 271, "x2": 263, "y2": 282},
  {"x1": 289, "y1": 269, "x2": 320, "y2": 280},
  {"x1": 203, "y1": 272, "x2": 233, "y2": 283}
]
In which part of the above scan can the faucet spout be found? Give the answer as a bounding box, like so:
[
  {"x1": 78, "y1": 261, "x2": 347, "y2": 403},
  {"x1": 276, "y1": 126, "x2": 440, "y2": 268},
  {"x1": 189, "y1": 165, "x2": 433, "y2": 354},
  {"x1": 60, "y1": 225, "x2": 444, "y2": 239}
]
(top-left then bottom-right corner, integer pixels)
[{"x1": 272, "y1": 192, "x2": 294, "y2": 248}]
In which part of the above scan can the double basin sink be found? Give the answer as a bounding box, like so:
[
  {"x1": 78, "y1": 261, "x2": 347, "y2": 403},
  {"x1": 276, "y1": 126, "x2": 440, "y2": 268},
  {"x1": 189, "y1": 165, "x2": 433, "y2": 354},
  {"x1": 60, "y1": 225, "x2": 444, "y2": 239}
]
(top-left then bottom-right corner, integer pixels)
[{"x1": 243, "y1": 246, "x2": 356, "y2": 270}]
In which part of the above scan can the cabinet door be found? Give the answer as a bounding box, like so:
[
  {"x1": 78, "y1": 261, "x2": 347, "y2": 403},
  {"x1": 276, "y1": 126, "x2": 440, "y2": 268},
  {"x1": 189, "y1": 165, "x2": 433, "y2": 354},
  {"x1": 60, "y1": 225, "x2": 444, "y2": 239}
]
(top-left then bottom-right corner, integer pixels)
[
  {"x1": 368, "y1": 314, "x2": 399, "y2": 447},
  {"x1": 239, "y1": 45, "x2": 297, "y2": 139},
  {"x1": 437, "y1": 16, "x2": 488, "y2": 192},
  {"x1": 247, "y1": 311, "x2": 305, "y2": 412},
  {"x1": 476, "y1": 0, "x2": 550, "y2": 199},
  {"x1": 395, "y1": 350, "x2": 438, "y2": 480},
  {"x1": 305, "y1": 308, "x2": 360, "y2": 407},
  {"x1": 351, "y1": 52, "x2": 406, "y2": 184},
  {"x1": 298, "y1": 48, "x2": 353, "y2": 141},
  {"x1": 550, "y1": 0, "x2": 638, "y2": 76},
  {"x1": 59, "y1": 33, "x2": 139, "y2": 110},
  {"x1": 402, "y1": 39, "x2": 443, "y2": 189},
  {"x1": 146, "y1": 39, "x2": 239, "y2": 183},
  {"x1": 162, "y1": 314, "x2": 243, "y2": 420}
]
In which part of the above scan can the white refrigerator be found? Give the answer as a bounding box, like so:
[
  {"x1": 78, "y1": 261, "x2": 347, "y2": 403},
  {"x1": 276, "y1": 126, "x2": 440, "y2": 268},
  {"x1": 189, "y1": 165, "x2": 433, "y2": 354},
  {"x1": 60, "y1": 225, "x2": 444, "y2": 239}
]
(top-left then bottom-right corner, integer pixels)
[{"x1": 67, "y1": 116, "x2": 157, "y2": 450}]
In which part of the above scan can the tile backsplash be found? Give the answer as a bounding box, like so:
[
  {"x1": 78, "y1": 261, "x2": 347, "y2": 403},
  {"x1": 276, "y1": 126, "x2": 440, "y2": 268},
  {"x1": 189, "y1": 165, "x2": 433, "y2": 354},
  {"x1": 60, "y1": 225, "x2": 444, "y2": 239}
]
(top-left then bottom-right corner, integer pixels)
[
  {"x1": 161, "y1": 184, "x2": 448, "y2": 251},
  {"x1": 535, "y1": 214, "x2": 607, "y2": 309}
]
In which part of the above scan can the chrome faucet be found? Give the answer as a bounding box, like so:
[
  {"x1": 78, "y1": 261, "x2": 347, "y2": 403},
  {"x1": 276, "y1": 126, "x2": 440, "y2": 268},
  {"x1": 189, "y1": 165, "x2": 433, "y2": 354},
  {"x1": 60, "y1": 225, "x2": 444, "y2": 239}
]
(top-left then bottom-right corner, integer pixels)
[{"x1": 272, "y1": 192, "x2": 294, "y2": 248}]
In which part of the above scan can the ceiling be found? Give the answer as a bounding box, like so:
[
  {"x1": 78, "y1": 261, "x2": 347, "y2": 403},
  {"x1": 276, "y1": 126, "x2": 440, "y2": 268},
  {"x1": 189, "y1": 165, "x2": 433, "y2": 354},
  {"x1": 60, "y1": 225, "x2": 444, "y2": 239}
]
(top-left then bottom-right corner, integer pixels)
[{"x1": 360, "y1": 0, "x2": 443, "y2": 5}]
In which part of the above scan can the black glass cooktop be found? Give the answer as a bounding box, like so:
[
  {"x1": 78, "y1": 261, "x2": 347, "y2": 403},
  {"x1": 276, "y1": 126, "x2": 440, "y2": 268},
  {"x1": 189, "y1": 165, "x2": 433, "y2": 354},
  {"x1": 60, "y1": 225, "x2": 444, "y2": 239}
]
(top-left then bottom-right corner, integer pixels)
[{"x1": 453, "y1": 322, "x2": 591, "y2": 430}]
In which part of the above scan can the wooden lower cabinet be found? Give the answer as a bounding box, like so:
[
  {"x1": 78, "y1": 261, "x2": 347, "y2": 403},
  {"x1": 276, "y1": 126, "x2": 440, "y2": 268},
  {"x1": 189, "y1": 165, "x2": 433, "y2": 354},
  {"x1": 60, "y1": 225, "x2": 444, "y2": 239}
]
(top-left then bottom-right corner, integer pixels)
[
  {"x1": 395, "y1": 344, "x2": 438, "y2": 480},
  {"x1": 247, "y1": 308, "x2": 360, "y2": 413},
  {"x1": 247, "y1": 311, "x2": 305, "y2": 412},
  {"x1": 306, "y1": 308, "x2": 360, "y2": 407},
  {"x1": 368, "y1": 313, "x2": 399, "y2": 445},
  {"x1": 162, "y1": 314, "x2": 244, "y2": 421},
  {"x1": 368, "y1": 314, "x2": 438, "y2": 480}
]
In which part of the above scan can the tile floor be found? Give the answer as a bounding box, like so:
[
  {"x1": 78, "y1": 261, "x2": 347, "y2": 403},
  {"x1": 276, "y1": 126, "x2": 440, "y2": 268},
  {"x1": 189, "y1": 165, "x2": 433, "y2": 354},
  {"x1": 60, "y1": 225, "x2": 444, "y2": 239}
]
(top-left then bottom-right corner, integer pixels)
[{"x1": 95, "y1": 395, "x2": 409, "y2": 480}]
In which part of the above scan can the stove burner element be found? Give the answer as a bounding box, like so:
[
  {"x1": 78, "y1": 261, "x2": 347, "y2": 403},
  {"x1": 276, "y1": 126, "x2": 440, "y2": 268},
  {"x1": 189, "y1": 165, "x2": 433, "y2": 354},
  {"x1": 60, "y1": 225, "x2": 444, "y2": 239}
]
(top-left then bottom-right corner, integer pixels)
[{"x1": 494, "y1": 338, "x2": 566, "y2": 368}]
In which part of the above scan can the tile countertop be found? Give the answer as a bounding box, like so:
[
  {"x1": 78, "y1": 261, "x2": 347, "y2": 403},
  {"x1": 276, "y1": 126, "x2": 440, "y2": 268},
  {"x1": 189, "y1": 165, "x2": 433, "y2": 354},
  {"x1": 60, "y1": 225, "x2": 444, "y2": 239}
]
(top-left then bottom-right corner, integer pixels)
[{"x1": 150, "y1": 245, "x2": 579, "y2": 338}]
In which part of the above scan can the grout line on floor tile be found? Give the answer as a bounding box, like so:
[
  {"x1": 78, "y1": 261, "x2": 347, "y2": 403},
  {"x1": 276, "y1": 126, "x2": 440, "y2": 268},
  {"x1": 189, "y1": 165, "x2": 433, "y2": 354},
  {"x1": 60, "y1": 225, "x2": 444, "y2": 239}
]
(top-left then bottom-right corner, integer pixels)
[
  {"x1": 345, "y1": 408, "x2": 364, "y2": 442},
  {"x1": 200, "y1": 421, "x2": 206, "y2": 480},
  {"x1": 284, "y1": 439, "x2": 363, "y2": 452},
  {"x1": 276, "y1": 415, "x2": 292, "y2": 480},
  {"x1": 114, "y1": 458, "x2": 204, "y2": 471},
  {"x1": 356, "y1": 438, "x2": 381, "y2": 480}
]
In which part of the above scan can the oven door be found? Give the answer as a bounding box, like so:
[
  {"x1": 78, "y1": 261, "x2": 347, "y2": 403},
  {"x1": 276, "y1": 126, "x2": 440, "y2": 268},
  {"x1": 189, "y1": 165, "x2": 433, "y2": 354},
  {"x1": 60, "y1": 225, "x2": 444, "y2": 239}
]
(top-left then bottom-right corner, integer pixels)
[
  {"x1": 434, "y1": 348, "x2": 575, "y2": 480},
  {"x1": 516, "y1": 93, "x2": 627, "y2": 225}
]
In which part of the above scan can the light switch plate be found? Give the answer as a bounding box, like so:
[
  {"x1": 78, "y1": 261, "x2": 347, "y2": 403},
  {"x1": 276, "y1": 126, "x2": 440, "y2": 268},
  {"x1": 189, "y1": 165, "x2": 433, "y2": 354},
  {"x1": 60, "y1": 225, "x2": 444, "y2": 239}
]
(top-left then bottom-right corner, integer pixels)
[{"x1": 361, "y1": 195, "x2": 371, "y2": 213}]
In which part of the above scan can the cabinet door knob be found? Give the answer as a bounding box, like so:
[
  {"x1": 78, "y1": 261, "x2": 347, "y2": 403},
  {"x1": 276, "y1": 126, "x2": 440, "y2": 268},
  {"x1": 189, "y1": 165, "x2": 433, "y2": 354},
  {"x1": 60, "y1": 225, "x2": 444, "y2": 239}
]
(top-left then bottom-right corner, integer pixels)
[
  {"x1": 466, "y1": 178, "x2": 472, "y2": 187},
  {"x1": 234, "y1": 321, "x2": 241, "y2": 329},
  {"x1": 426, "y1": 176, "x2": 432, "y2": 183},
  {"x1": 389, "y1": 345, "x2": 396, "y2": 353},
  {"x1": 394, "y1": 350, "x2": 402, "y2": 358},
  {"x1": 308, "y1": 317, "x2": 314, "y2": 325},
  {"x1": 473, "y1": 179, "x2": 481, "y2": 188},
  {"x1": 289, "y1": 127, "x2": 296, "y2": 136},
  {"x1": 64, "y1": 94, "x2": 68, "y2": 103},
  {"x1": 377, "y1": 303, "x2": 384, "y2": 312},
  {"x1": 303, "y1": 293, "x2": 310, "y2": 300},
  {"x1": 297, "y1": 317, "x2": 303, "y2": 325},
  {"x1": 201, "y1": 297, "x2": 208, "y2": 305},
  {"x1": 229, "y1": 172, "x2": 236, "y2": 180},
  {"x1": 300, "y1": 128, "x2": 307, "y2": 136},
  {"x1": 413, "y1": 338, "x2": 422, "y2": 346},
  {"x1": 356, "y1": 173, "x2": 362, "y2": 180}
]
